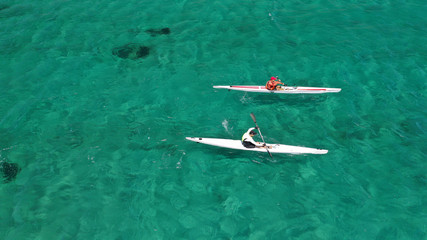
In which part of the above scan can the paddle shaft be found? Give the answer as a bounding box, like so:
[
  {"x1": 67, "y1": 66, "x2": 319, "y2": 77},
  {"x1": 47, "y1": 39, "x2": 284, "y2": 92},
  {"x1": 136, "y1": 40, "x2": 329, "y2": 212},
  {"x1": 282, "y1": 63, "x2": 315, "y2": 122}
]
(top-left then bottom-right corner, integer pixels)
[
  {"x1": 254, "y1": 122, "x2": 267, "y2": 143},
  {"x1": 250, "y1": 113, "x2": 273, "y2": 159}
]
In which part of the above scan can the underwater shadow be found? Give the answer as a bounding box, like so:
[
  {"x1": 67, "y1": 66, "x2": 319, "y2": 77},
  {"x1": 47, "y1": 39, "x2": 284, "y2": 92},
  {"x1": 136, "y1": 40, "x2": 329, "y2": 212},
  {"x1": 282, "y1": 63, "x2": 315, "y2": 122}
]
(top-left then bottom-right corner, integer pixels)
[
  {"x1": 186, "y1": 144, "x2": 297, "y2": 165},
  {"x1": 145, "y1": 27, "x2": 170, "y2": 37},
  {"x1": 112, "y1": 43, "x2": 150, "y2": 60},
  {"x1": 246, "y1": 93, "x2": 332, "y2": 107}
]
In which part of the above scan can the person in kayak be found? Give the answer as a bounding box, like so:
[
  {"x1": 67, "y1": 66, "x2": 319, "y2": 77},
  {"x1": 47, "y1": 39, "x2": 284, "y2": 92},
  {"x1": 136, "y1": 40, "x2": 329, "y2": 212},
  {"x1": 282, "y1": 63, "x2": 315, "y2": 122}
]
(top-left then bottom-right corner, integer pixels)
[
  {"x1": 241, "y1": 127, "x2": 270, "y2": 148},
  {"x1": 266, "y1": 76, "x2": 285, "y2": 90}
]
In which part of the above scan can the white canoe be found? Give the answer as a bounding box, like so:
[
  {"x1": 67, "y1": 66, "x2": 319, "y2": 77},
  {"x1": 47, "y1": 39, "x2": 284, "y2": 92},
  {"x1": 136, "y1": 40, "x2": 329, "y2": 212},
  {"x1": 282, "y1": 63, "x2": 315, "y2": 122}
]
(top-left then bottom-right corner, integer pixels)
[
  {"x1": 213, "y1": 85, "x2": 341, "y2": 94},
  {"x1": 186, "y1": 137, "x2": 328, "y2": 155}
]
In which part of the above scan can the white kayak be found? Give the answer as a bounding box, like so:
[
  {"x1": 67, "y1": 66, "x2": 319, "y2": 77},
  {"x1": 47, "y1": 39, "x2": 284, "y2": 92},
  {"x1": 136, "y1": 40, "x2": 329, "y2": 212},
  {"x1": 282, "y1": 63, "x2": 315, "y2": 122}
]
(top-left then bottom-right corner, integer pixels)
[
  {"x1": 186, "y1": 137, "x2": 328, "y2": 155},
  {"x1": 213, "y1": 85, "x2": 341, "y2": 94}
]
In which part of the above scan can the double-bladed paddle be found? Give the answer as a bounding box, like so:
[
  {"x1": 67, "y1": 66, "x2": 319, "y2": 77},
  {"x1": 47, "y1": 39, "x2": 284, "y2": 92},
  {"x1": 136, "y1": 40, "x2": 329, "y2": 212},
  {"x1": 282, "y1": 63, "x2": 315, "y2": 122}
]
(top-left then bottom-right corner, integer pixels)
[{"x1": 250, "y1": 113, "x2": 273, "y2": 160}]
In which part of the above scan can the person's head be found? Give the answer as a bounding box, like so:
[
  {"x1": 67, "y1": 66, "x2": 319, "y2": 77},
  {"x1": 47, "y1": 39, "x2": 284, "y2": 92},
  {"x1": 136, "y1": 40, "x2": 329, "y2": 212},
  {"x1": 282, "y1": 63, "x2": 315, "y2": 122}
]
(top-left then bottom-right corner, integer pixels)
[
  {"x1": 270, "y1": 76, "x2": 277, "y2": 80},
  {"x1": 249, "y1": 130, "x2": 257, "y2": 136}
]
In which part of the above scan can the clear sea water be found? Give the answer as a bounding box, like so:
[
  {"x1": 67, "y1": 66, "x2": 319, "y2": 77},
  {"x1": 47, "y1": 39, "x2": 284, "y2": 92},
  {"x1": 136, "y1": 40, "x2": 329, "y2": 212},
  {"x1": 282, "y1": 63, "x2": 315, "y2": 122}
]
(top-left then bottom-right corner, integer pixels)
[{"x1": 1, "y1": 0, "x2": 426, "y2": 239}]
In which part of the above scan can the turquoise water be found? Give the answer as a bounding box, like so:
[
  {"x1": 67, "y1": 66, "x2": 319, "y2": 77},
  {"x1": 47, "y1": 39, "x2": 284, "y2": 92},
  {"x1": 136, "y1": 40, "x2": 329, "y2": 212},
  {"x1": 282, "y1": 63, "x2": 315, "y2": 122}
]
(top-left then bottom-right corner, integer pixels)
[{"x1": 1, "y1": 0, "x2": 426, "y2": 239}]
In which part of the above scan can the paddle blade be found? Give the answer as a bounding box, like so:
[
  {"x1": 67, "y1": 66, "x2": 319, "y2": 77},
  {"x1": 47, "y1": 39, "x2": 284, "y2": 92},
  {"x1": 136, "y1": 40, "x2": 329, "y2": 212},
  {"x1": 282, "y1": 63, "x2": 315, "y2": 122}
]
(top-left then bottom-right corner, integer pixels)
[
  {"x1": 267, "y1": 149, "x2": 273, "y2": 159},
  {"x1": 250, "y1": 112, "x2": 256, "y2": 123}
]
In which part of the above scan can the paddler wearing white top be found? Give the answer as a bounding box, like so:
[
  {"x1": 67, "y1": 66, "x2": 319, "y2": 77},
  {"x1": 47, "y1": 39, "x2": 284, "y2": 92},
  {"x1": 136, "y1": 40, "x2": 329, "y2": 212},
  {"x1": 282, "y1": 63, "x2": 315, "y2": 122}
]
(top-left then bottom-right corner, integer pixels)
[{"x1": 241, "y1": 127, "x2": 271, "y2": 149}]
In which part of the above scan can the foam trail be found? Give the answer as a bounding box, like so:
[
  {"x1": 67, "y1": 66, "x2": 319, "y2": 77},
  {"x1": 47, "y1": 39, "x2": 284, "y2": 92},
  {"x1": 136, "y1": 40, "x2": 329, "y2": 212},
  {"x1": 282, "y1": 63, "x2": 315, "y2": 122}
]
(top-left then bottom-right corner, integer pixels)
[{"x1": 222, "y1": 119, "x2": 229, "y2": 133}]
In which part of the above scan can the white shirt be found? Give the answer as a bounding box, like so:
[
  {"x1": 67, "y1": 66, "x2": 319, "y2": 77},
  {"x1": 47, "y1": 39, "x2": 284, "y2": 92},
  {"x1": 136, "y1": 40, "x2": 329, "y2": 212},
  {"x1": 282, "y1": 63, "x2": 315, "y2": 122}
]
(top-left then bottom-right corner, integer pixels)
[{"x1": 241, "y1": 128, "x2": 264, "y2": 147}]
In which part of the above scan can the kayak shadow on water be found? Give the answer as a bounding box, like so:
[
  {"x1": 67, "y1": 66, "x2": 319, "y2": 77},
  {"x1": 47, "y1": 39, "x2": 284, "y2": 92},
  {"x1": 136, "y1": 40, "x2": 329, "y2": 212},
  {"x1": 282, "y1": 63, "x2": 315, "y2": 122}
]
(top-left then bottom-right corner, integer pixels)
[
  {"x1": 246, "y1": 94, "x2": 331, "y2": 106},
  {"x1": 190, "y1": 144, "x2": 257, "y2": 161},
  {"x1": 193, "y1": 146, "x2": 291, "y2": 164},
  {"x1": 221, "y1": 151, "x2": 310, "y2": 164}
]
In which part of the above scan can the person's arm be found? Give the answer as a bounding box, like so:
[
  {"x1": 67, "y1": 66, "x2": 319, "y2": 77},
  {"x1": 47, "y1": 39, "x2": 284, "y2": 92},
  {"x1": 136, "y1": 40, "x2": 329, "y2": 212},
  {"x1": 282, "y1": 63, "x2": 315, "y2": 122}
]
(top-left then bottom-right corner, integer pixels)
[{"x1": 247, "y1": 137, "x2": 264, "y2": 147}]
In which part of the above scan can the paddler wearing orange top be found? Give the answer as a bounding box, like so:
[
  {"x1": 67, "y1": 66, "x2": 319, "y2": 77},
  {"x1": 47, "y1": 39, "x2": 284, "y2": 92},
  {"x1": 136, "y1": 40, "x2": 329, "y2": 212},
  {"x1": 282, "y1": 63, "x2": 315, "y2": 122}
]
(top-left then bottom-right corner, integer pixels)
[{"x1": 265, "y1": 76, "x2": 285, "y2": 90}]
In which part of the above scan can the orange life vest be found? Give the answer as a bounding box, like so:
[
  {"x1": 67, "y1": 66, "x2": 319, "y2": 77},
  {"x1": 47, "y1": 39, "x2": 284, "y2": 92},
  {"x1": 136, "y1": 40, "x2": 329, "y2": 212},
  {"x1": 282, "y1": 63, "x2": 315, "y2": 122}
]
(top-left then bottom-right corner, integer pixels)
[{"x1": 266, "y1": 80, "x2": 281, "y2": 90}]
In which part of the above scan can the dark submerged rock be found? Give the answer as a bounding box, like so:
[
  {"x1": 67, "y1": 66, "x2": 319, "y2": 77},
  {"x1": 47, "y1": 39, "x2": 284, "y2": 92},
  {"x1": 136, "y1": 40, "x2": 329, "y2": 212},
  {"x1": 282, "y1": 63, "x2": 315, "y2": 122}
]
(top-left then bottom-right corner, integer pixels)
[
  {"x1": 136, "y1": 46, "x2": 149, "y2": 58},
  {"x1": 112, "y1": 44, "x2": 150, "y2": 60},
  {"x1": 145, "y1": 27, "x2": 170, "y2": 36},
  {"x1": 160, "y1": 28, "x2": 170, "y2": 35},
  {"x1": 1, "y1": 161, "x2": 21, "y2": 183}
]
